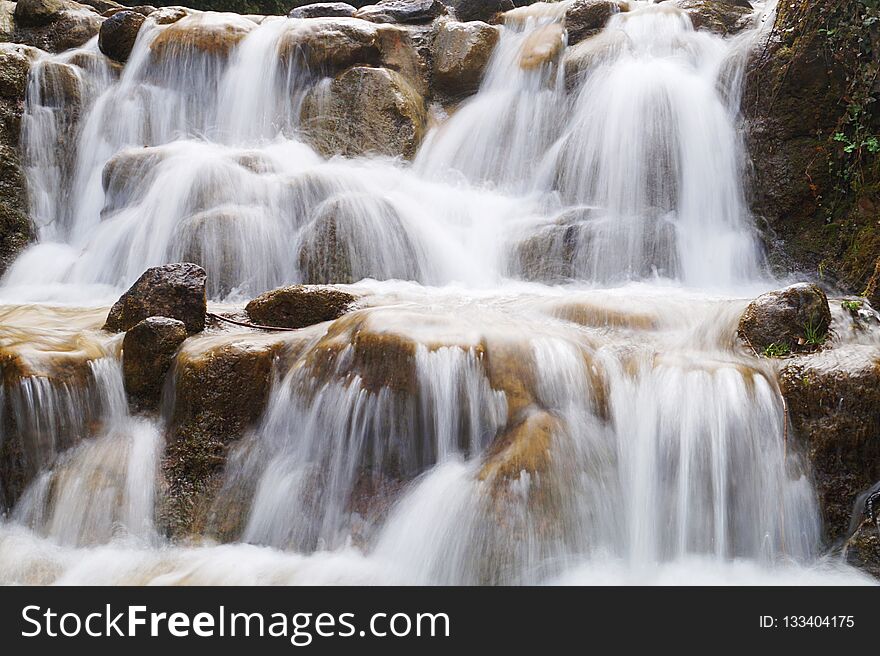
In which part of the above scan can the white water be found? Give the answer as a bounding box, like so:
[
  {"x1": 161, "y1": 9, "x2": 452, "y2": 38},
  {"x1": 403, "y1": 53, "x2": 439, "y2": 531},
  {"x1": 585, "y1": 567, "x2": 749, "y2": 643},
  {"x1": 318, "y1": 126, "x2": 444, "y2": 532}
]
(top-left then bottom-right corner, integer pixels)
[{"x1": 0, "y1": 1, "x2": 874, "y2": 585}]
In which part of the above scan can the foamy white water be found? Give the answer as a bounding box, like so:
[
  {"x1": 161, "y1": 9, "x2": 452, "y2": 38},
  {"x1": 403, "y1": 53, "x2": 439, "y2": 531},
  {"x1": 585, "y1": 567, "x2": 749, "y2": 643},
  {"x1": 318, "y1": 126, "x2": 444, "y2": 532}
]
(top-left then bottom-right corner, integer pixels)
[{"x1": 1, "y1": 0, "x2": 874, "y2": 586}]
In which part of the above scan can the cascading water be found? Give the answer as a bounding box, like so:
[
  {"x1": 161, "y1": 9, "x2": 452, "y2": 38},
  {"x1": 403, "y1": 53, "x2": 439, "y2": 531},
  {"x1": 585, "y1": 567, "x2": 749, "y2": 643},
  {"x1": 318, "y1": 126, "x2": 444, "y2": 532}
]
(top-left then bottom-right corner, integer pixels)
[{"x1": 0, "y1": 1, "x2": 875, "y2": 585}]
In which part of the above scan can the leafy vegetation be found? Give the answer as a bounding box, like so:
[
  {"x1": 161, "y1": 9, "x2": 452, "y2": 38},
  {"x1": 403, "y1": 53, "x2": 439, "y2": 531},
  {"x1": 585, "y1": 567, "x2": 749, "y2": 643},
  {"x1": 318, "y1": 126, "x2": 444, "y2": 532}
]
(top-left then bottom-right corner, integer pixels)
[
  {"x1": 762, "y1": 342, "x2": 791, "y2": 358},
  {"x1": 841, "y1": 299, "x2": 864, "y2": 312}
]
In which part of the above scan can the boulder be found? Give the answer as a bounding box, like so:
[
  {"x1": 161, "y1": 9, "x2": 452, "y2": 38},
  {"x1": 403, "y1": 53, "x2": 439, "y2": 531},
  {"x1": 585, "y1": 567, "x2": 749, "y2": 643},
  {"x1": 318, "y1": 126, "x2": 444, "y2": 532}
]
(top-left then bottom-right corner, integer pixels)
[
  {"x1": 77, "y1": 0, "x2": 121, "y2": 12},
  {"x1": 300, "y1": 65, "x2": 427, "y2": 159},
  {"x1": 737, "y1": 283, "x2": 831, "y2": 354},
  {"x1": 355, "y1": 0, "x2": 445, "y2": 24},
  {"x1": 564, "y1": 0, "x2": 622, "y2": 47},
  {"x1": 288, "y1": 0, "x2": 372, "y2": 7},
  {"x1": 448, "y1": 0, "x2": 513, "y2": 23},
  {"x1": 149, "y1": 12, "x2": 254, "y2": 59},
  {"x1": 376, "y1": 21, "x2": 436, "y2": 97},
  {"x1": 148, "y1": 5, "x2": 188, "y2": 25},
  {"x1": 13, "y1": 0, "x2": 70, "y2": 27},
  {"x1": 669, "y1": 0, "x2": 752, "y2": 35},
  {"x1": 780, "y1": 345, "x2": 880, "y2": 546},
  {"x1": 97, "y1": 9, "x2": 144, "y2": 62},
  {"x1": 122, "y1": 316, "x2": 187, "y2": 410},
  {"x1": 288, "y1": 2, "x2": 357, "y2": 19},
  {"x1": 103, "y1": 263, "x2": 207, "y2": 334},
  {"x1": 34, "y1": 60, "x2": 82, "y2": 109},
  {"x1": 432, "y1": 19, "x2": 499, "y2": 97},
  {"x1": 277, "y1": 17, "x2": 382, "y2": 73},
  {"x1": 518, "y1": 21, "x2": 564, "y2": 70},
  {"x1": 245, "y1": 285, "x2": 357, "y2": 329},
  {"x1": 0, "y1": 44, "x2": 38, "y2": 276}
]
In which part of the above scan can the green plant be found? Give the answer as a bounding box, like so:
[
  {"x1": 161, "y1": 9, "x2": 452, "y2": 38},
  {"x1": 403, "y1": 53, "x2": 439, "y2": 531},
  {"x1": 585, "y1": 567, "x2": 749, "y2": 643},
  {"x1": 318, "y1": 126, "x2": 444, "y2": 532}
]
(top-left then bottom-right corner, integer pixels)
[
  {"x1": 802, "y1": 317, "x2": 827, "y2": 346},
  {"x1": 841, "y1": 299, "x2": 864, "y2": 312},
  {"x1": 762, "y1": 342, "x2": 791, "y2": 358}
]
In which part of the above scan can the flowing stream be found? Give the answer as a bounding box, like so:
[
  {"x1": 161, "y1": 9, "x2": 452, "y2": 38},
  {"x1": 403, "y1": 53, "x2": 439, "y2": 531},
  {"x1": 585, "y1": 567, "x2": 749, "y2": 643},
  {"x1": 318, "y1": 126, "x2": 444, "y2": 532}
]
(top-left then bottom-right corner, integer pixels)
[{"x1": 0, "y1": 1, "x2": 874, "y2": 584}]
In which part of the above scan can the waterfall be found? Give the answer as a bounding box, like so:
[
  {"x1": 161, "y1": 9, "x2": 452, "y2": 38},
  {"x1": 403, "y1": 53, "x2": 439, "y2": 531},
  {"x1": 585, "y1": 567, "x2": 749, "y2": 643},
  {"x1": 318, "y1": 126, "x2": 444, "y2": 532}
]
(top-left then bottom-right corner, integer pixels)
[{"x1": 0, "y1": 1, "x2": 873, "y2": 585}]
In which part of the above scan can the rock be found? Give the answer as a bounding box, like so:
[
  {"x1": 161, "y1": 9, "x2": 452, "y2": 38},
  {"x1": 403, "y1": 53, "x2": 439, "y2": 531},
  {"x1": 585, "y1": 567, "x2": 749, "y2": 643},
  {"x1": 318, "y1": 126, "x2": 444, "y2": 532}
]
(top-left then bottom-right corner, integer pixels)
[
  {"x1": 865, "y1": 259, "x2": 880, "y2": 310},
  {"x1": 160, "y1": 331, "x2": 307, "y2": 538},
  {"x1": 844, "y1": 518, "x2": 880, "y2": 579},
  {"x1": 288, "y1": 0, "x2": 372, "y2": 8},
  {"x1": 0, "y1": 44, "x2": 38, "y2": 276},
  {"x1": 355, "y1": 0, "x2": 445, "y2": 24},
  {"x1": 564, "y1": 0, "x2": 622, "y2": 47},
  {"x1": 277, "y1": 17, "x2": 382, "y2": 73},
  {"x1": 376, "y1": 22, "x2": 435, "y2": 97},
  {"x1": 668, "y1": 0, "x2": 752, "y2": 35},
  {"x1": 100, "y1": 145, "x2": 166, "y2": 214},
  {"x1": 103, "y1": 263, "x2": 207, "y2": 334},
  {"x1": 479, "y1": 409, "x2": 557, "y2": 484},
  {"x1": 432, "y1": 19, "x2": 499, "y2": 97},
  {"x1": 34, "y1": 60, "x2": 82, "y2": 109},
  {"x1": 98, "y1": 9, "x2": 144, "y2": 62},
  {"x1": 448, "y1": 0, "x2": 513, "y2": 23},
  {"x1": 148, "y1": 6, "x2": 188, "y2": 25},
  {"x1": 300, "y1": 65, "x2": 427, "y2": 159},
  {"x1": 149, "y1": 12, "x2": 254, "y2": 59},
  {"x1": 245, "y1": 285, "x2": 357, "y2": 329},
  {"x1": 780, "y1": 345, "x2": 880, "y2": 546},
  {"x1": 288, "y1": 2, "x2": 357, "y2": 19},
  {"x1": 77, "y1": 0, "x2": 121, "y2": 12},
  {"x1": 122, "y1": 316, "x2": 187, "y2": 410},
  {"x1": 13, "y1": 0, "x2": 69, "y2": 27},
  {"x1": 12, "y1": 7, "x2": 103, "y2": 53},
  {"x1": 518, "y1": 21, "x2": 564, "y2": 70},
  {"x1": 737, "y1": 283, "x2": 831, "y2": 353}
]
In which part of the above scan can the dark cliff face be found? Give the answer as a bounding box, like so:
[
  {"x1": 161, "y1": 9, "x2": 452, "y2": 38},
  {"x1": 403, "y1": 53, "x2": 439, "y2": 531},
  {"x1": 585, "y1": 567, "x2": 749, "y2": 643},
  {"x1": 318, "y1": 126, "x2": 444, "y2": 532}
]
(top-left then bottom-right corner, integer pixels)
[{"x1": 743, "y1": 0, "x2": 880, "y2": 295}]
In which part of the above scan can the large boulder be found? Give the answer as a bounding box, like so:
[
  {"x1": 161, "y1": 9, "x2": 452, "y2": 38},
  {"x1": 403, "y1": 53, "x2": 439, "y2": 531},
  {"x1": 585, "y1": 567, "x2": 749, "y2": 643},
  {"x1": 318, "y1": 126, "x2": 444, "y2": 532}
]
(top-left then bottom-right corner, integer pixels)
[
  {"x1": 277, "y1": 17, "x2": 382, "y2": 73},
  {"x1": 0, "y1": 44, "x2": 38, "y2": 276},
  {"x1": 122, "y1": 316, "x2": 187, "y2": 410},
  {"x1": 13, "y1": 0, "x2": 69, "y2": 27},
  {"x1": 432, "y1": 19, "x2": 499, "y2": 97},
  {"x1": 355, "y1": 0, "x2": 445, "y2": 24},
  {"x1": 737, "y1": 283, "x2": 831, "y2": 354},
  {"x1": 564, "y1": 0, "x2": 622, "y2": 47},
  {"x1": 97, "y1": 9, "x2": 144, "y2": 62},
  {"x1": 288, "y1": 2, "x2": 358, "y2": 19},
  {"x1": 11, "y1": 0, "x2": 104, "y2": 53},
  {"x1": 103, "y1": 263, "x2": 208, "y2": 334},
  {"x1": 780, "y1": 345, "x2": 880, "y2": 548},
  {"x1": 245, "y1": 285, "x2": 357, "y2": 329},
  {"x1": 149, "y1": 12, "x2": 254, "y2": 59},
  {"x1": 668, "y1": 0, "x2": 752, "y2": 35},
  {"x1": 448, "y1": 0, "x2": 513, "y2": 23},
  {"x1": 300, "y1": 65, "x2": 427, "y2": 159}
]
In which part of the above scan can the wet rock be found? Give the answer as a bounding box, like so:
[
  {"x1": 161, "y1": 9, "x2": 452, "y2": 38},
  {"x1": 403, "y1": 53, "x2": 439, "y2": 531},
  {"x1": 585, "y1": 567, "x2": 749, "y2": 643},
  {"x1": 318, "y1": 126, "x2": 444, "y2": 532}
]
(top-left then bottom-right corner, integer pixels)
[
  {"x1": 864, "y1": 258, "x2": 880, "y2": 310},
  {"x1": 278, "y1": 17, "x2": 382, "y2": 73},
  {"x1": 104, "y1": 263, "x2": 207, "y2": 334},
  {"x1": 0, "y1": 44, "x2": 38, "y2": 276},
  {"x1": 448, "y1": 0, "x2": 514, "y2": 23},
  {"x1": 376, "y1": 21, "x2": 435, "y2": 97},
  {"x1": 563, "y1": 27, "x2": 623, "y2": 90},
  {"x1": 13, "y1": 0, "x2": 70, "y2": 27},
  {"x1": 780, "y1": 346, "x2": 880, "y2": 546},
  {"x1": 100, "y1": 145, "x2": 166, "y2": 214},
  {"x1": 11, "y1": 0, "x2": 104, "y2": 54},
  {"x1": 288, "y1": 2, "x2": 357, "y2": 19},
  {"x1": 518, "y1": 22, "x2": 564, "y2": 70},
  {"x1": 150, "y1": 12, "x2": 254, "y2": 59},
  {"x1": 432, "y1": 19, "x2": 499, "y2": 97},
  {"x1": 300, "y1": 65, "x2": 427, "y2": 159},
  {"x1": 479, "y1": 409, "x2": 557, "y2": 483},
  {"x1": 78, "y1": 0, "x2": 120, "y2": 12},
  {"x1": 844, "y1": 519, "x2": 880, "y2": 579},
  {"x1": 98, "y1": 9, "x2": 144, "y2": 63},
  {"x1": 148, "y1": 5, "x2": 188, "y2": 25},
  {"x1": 245, "y1": 285, "x2": 357, "y2": 329},
  {"x1": 737, "y1": 283, "x2": 831, "y2": 353},
  {"x1": 669, "y1": 0, "x2": 752, "y2": 35},
  {"x1": 35, "y1": 59, "x2": 82, "y2": 109},
  {"x1": 160, "y1": 331, "x2": 308, "y2": 538},
  {"x1": 564, "y1": 0, "x2": 622, "y2": 47},
  {"x1": 122, "y1": 316, "x2": 187, "y2": 410},
  {"x1": 356, "y1": 0, "x2": 445, "y2": 24}
]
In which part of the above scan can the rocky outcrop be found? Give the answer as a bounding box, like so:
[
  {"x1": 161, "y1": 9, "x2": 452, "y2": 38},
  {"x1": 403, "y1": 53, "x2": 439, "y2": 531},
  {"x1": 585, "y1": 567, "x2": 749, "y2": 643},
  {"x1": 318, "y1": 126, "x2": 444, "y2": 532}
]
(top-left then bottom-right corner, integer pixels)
[
  {"x1": 300, "y1": 65, "x2": 427, "y2": 159},
  {"x1": 356, "y1": 0, "x2": 445, "y2": 24},
  {"x1": 743, "y1": 1, "x2": 880, "y2": 293},
  {"x1": 245, "y1": 284, "x2": 357, "y2": 329},
  {"x1": 288, "y1": 2, "x2": 357, "y2": 19},
  {"x1": 122, "y1": 316, "x2": 187, "y2": 410},
  {"x1": 564, "y1": 0, "x2": 622, "y2": 47},
  {"x1": 0, "y1": 43, "x2": 38, "y2": 276},
  {"x1": 103, "y1": 263, "x2": 207, "y2": 334},
  {"x1": 780, "y1": 346, "x2": 880, "y2": 548},
  {"x1": 737, "y1": 283, "x2": 831, "y2": 354},
  {"x1": 433, "y1": 18, "x2": 498, "y2": 97},
  {"x1": 97, "y1": 9, "x2": 144, "y2": 63}
]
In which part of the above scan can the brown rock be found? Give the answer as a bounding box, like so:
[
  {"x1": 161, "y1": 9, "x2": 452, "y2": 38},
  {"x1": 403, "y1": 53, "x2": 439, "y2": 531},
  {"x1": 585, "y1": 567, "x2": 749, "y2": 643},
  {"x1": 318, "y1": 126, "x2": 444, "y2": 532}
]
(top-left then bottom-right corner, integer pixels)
[
  {"x1": 737, "y1": 283, "x2": 831, "y2": 353},
  {"x1": 245, "y1": 285, "x2": 357, "y2": 329},
  {"x1": 564, "y1": 0, "x2": 622, "y2": 47},
  {"x1": 355, "y1": 0, "x2": 445, "y2": 24},
  {"x1": 288, "y1": 2, "x2": 357, "y2": 19},
  {"x1": 98, "y1": 9, "x2": 144, "y2": 63},
  {"x1": 433, "y1": 19, "x2": 499, "y2": 97},
  {"x1": 122, "y1": 316, "x2": 187, "y2": 410},
  {"x1": 149, "y1": 13, "x2": 254, "y2": 59},
  {"x1": 277, "y1": 17, "x2": 382, "y2": 73}
]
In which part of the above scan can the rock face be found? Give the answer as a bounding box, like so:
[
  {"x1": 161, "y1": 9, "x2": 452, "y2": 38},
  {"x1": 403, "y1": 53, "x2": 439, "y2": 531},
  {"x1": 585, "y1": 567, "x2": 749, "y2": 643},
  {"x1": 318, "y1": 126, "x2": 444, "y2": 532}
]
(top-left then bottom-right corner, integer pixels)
[
  {"x1": 97, "y1": 9, "x2": 144, "y2": 63},
  {"x1": 448, "y1": 0, "x2": 513, "y2": 23},
  {"x1": 433, "y1": 19, "x2": 499, "y2": 97},
  {"x1": 245, "y1": 285, "x2": 357, "y2": 329},
  {"x1": 780, "y1": 346, "x2": 880, "y2": 549},
  {"x1": 356, "y1": 0, "x2": 445, "y2": 24},
  {"x1": 0, "y1": 44, "x2": 37, "y2": 276},
  {"x1": 288, "y1": 2, "x2": 358, "y2": 19},
  {"x1": 743, "y1": 1, "x2": 879, "y2": 293},
  {"x1": 122, "y1": 316, "x2": 187, "y2": 410},
  {"x1": 300, "y1": 65, "x2": 427, "y2": 159},
  {"x1": 564, "y1": 0, "x2": 621, "y2": 47},
  {"x1": 737, "y1": 283, "x2": 831, "y2": 353},
  {"x1": 103, "y1": 263, "x2": 208, "y2": 334}
]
